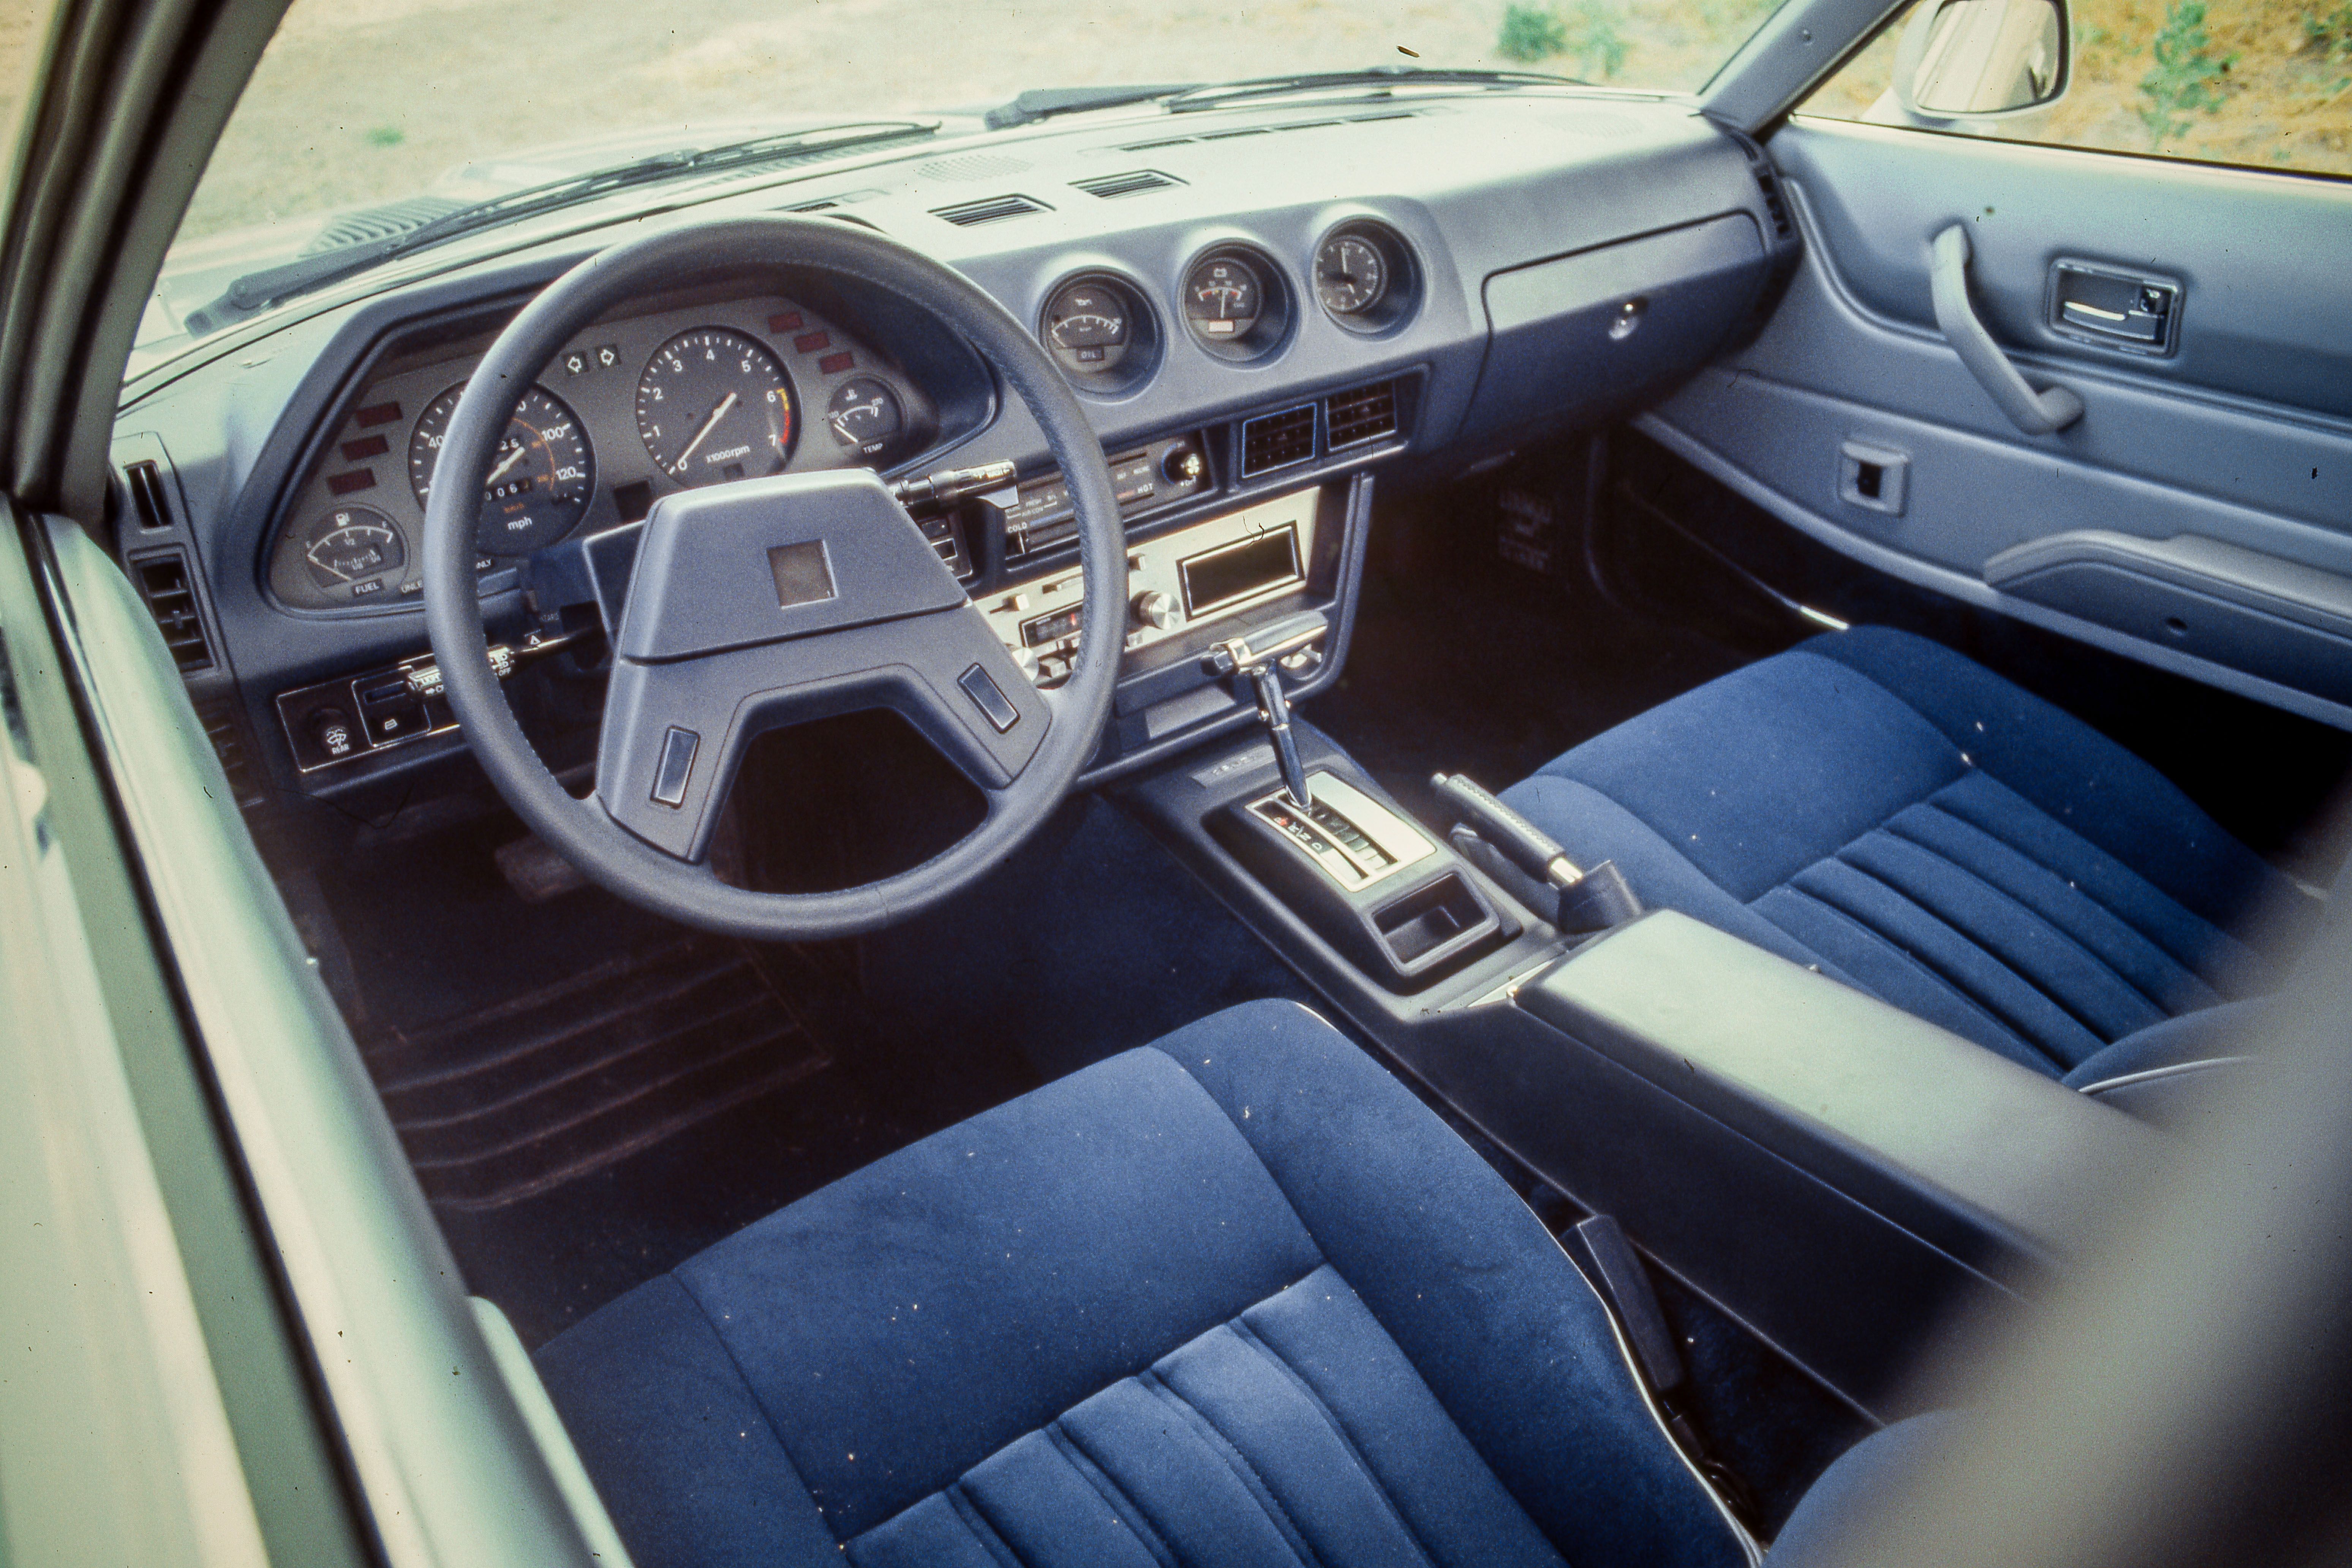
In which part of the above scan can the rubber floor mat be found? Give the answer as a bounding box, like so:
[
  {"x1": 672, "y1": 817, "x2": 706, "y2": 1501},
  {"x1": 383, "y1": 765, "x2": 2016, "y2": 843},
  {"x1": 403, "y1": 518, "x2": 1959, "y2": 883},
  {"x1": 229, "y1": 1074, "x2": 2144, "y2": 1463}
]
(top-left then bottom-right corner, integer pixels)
[{"x1": 357, "y1": 934, "x2": 831, "y2": 1210}]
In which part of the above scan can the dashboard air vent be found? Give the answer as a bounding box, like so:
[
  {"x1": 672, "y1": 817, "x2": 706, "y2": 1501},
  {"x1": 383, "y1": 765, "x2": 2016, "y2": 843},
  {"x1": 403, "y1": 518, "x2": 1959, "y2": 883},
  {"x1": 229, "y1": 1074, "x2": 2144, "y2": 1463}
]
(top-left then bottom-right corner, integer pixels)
[
  {"x1": 300, "y1": 195, "x2": 463, "y2": 256},
  {"x1": 1070, "y1": 169, "x2": 1183, "y2": 200},
  {"x1": 195, "y1": 699, "x2": 265, "y2": 809},
  {"x1": 1326, "y1": 380, "x2": 1400, "y2": 450},
  {"x1": 122, "y1": 459, "x2": 176, "y2": 530},
  {"x1": 132, "y1": 552, "x2": 213, "y2": 673},
  {"x1": 1240, "y1": 404, "x2": 1317, "y2": 478},
  {"x1": 931, "y1": 194, "x2": 1050, "y2": 226}
]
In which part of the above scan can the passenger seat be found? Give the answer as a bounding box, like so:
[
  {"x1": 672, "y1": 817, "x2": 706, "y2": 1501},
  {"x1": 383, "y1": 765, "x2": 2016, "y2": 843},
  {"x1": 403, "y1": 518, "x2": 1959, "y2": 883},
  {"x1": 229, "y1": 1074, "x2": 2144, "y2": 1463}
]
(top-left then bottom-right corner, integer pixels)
[{"x1": 1497, "y1": 627, "x2": 2315, "y2": 1117}]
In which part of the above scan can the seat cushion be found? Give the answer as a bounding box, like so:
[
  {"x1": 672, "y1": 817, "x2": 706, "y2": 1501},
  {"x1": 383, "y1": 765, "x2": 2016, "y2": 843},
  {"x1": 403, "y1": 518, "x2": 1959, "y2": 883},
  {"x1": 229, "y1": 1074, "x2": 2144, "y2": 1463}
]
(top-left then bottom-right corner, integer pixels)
[
  {"x1": 534, "y1": 1000, "x2": 1746, "y2": 1568},
  {"x1": 1501, "y1": 627, "x2": 2295, "y2": 1078}
]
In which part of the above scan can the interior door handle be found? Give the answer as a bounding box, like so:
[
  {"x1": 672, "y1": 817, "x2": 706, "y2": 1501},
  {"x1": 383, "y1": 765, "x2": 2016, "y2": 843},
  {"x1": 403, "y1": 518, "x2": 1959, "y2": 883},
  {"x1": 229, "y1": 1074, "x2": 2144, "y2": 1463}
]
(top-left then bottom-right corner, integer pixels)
[{"x1": 1930, "y1": 224, "x2": 2083, "y2": 435}]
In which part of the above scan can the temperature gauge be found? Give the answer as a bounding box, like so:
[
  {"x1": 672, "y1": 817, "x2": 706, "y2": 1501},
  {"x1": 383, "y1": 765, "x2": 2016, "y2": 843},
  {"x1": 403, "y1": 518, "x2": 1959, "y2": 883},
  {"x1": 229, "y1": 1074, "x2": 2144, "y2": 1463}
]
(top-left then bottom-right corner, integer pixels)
[
  {"x1": 825, "y1": 376, "x2": 904, "y2": 458},
  {"x1": 302, "y1": 504, "x2": 406, "y2": 593}
]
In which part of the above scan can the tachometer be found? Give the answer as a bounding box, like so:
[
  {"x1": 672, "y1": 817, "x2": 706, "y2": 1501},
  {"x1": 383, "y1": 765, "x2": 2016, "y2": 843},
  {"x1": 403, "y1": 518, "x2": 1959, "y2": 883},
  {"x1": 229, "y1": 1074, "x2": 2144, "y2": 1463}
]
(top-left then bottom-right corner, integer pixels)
[
  {"x1": 408, "y1": 382, "x2": 594, "y2": 555},
  {"x1": 635, "y1": 327, "x2": 795, "y2": 487}
]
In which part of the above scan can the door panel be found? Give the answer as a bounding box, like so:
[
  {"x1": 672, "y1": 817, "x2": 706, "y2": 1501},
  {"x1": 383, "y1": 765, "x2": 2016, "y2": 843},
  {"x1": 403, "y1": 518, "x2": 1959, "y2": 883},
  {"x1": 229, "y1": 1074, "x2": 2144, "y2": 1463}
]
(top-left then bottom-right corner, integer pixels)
[{"x1": 1642, "y1": 116, "x2": 2352, "y2": 726}]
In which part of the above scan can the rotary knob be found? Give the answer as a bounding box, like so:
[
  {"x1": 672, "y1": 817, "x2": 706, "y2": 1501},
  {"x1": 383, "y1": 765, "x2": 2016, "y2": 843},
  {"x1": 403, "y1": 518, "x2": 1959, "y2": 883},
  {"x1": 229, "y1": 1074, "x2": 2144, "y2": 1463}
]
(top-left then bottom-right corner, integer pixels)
[
  {"x1": 1132, "y1": 589, "x2": 1178, "y2": 631},
  {"x1": 1011, "y1": 644, "x2": 1042, "y2": 684},
  {"x1": 1162, "y1": 444, "x2": 1205, "y2": 486}
]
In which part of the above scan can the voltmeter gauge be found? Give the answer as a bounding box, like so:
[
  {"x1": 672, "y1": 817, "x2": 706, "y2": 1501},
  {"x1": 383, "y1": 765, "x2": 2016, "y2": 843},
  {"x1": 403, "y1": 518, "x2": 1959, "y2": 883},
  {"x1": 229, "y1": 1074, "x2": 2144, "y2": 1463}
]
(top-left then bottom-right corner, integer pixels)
[
  {"x1": 1184, "y1": 254, "x2": 1264, "y2": 341},
  {"x1": 302, "y1": 504, "x2": 405, "y2": 591}
]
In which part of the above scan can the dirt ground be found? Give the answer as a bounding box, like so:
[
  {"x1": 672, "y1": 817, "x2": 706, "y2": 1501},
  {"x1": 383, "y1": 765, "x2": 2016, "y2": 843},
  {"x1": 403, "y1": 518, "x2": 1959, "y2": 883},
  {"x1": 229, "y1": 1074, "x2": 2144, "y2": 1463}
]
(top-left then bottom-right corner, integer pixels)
[{"x1": 0, "y1": 0, "x2": 2342, "y2": 241}]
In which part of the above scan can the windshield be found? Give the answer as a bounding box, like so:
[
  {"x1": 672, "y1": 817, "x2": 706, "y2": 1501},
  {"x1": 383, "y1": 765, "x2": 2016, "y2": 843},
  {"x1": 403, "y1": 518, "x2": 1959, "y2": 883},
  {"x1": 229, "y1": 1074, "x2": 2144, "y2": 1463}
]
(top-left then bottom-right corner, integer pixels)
[{"x1": 145, "y1": 0, "x2": 1788, "y2": 367}]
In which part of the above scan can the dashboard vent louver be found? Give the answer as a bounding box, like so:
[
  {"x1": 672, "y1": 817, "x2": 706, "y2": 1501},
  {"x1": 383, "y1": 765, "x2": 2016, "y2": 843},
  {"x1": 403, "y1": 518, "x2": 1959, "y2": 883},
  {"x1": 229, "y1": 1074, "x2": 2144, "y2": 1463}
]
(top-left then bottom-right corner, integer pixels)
[
  {"x1": 131, "y1": 552, "x2": 213, "y2": 673},
  {"x1": 931, "y1": 194, "x2": 1050, "y2": 226},
  {"x1": 195, "y1": 699, "x2": 265, "y2": 809},
  {"x1": 1240, "y1": 404, "x2": 1317, "y2": 478},
  {"x1": 122, "y1": 459, "x2": 176, "y2": 530},
  {"x1": 300, "y1": 195, "x2": 464, "y2": 256},
  {"x1": 1721, "y1": 128, "x2": 1794, "y2": 243},
  {"x1": 1325, "y1": 380, "x2": 1399, "y2": 450},
  {"x1": 1070, "y1": 169, "x2": 1183, "y2": 199}
]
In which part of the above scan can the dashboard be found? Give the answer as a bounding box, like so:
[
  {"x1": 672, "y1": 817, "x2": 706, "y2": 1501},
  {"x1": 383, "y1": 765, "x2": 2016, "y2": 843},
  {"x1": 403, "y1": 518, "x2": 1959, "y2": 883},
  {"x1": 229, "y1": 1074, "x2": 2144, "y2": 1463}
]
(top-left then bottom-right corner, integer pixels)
[{"x1": 111, "y1": 88, "x2": 1797, "y2": 818}]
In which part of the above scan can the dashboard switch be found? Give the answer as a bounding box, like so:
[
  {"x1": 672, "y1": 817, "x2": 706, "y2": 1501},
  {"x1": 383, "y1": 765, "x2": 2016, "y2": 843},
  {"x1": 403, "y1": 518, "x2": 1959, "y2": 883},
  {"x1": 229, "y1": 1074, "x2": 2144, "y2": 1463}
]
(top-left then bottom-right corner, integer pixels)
[{"x1": 651, "y1": 726, "x2": 699, "y2": 807}]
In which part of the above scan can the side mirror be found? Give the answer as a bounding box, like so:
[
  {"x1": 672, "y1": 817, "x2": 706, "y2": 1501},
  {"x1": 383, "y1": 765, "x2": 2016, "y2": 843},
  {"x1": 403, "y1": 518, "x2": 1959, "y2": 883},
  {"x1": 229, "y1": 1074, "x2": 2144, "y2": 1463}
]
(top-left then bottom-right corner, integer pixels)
[{"x1": 1891, "y1": 0, "x2": 2069, "y2": 118}]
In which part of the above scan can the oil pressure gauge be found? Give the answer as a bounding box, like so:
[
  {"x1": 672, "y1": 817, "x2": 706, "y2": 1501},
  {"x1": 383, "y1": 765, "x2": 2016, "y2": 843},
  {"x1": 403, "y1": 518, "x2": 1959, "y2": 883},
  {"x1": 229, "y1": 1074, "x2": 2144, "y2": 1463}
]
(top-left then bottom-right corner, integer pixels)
[{"x1": 1039, "y1": 273, "x2": 1158, "y2": 392}]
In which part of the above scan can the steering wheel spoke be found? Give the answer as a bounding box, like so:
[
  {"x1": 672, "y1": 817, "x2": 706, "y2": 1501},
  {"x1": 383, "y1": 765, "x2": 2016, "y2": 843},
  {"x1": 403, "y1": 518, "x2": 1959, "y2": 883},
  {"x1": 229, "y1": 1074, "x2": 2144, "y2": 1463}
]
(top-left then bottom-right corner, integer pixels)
[{"x1": 596, "y1": 601, "x2": 1050, "y2": 862}]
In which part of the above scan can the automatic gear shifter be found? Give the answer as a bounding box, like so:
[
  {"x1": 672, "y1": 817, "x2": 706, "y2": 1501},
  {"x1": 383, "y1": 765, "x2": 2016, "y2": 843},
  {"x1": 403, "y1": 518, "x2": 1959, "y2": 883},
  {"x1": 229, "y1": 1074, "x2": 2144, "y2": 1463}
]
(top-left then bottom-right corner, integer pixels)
[{"x1": 1207, "y1": 612, "x2": 1327, "y2": 809}]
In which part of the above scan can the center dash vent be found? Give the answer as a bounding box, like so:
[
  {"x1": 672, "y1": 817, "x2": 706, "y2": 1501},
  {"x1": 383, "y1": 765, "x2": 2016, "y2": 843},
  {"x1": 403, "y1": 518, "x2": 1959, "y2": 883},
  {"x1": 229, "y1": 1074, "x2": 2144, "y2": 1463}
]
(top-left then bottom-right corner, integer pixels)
[
  {"x1": 1070, "y1": 169, "x2": 1183, "y2": 200},
  {"x1": 1326, "y1": 380, "x2": 1400, "y2": 449},
  {"x1": 1240, "y1": 404, "x2": 1317, "y2": 478},
  {"x1": 931, "y1": 194, "x2": 1050, "y2": 227},
  {"x1": 132, "y1": 552, "x2": 213, "y2": 673}
]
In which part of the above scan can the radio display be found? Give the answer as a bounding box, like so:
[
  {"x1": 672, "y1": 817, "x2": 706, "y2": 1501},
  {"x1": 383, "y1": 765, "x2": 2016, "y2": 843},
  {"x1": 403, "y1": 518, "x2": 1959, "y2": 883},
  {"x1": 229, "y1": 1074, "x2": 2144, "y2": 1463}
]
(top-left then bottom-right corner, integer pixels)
[{"x1": 1180, "y1": 526, "x2": 1301, "y2": 617}]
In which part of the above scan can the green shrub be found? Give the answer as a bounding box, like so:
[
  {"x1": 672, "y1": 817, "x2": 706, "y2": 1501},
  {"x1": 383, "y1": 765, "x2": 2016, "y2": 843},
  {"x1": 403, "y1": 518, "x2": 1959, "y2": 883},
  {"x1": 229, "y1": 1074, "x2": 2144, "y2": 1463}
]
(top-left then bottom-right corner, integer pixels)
[
  {"x1": 1496, "y1": 0, "x2": 1629, "y2": 78},
  {"x1": 1498, "y1": 3, "x2": 1569, "y2": 61},
  {"x1": 2137, "y1": 0, "x2": 2236, "y2": 148}
]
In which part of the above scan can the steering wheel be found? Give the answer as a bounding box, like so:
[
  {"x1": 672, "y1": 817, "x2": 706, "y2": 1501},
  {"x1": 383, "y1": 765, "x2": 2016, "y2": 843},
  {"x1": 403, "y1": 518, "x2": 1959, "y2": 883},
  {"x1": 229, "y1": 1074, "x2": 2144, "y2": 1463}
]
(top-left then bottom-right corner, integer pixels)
[{"x1": 421, "y1": 217, "x2": 1124, "y2": 941}]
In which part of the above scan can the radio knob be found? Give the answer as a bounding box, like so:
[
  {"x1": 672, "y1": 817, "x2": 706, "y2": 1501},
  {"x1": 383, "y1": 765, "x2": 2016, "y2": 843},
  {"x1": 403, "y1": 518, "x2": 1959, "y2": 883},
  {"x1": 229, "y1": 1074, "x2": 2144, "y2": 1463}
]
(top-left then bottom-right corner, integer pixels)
[
  {"x1": 1132, "y1": 589, "x2": 1178, "y2": 631},
  {"x1": 1011, "y1": 645, "x2": 1042, "y2": 684}
]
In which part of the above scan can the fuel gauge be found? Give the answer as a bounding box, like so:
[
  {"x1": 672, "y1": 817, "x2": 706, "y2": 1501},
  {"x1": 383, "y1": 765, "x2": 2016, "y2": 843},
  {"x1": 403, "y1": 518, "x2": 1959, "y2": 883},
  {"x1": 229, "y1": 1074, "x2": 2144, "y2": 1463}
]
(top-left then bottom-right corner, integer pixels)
[{"x1": 302, "y1": 504, "x2": 406, "y2": 593}]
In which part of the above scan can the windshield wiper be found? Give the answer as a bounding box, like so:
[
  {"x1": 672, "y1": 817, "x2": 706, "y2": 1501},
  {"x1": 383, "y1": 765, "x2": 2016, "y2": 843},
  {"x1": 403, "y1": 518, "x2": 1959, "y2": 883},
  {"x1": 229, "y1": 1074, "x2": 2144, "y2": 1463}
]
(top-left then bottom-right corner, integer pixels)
[
  {"x1": 1160, "y1": 65, "x2": 1581, "y2": 114},
  {"x1": 202, "y1": 120, "x2": 940, "y2": 322},
  {"x1": 983, "y1": 83, "x2": 1199, "y2": 130}
]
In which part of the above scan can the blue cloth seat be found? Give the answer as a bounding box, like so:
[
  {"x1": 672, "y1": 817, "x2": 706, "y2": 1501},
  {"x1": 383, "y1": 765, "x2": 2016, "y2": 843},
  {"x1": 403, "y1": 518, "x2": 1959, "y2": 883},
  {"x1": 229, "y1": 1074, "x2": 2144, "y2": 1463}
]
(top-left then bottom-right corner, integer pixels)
[
  {"x1": 535, "y1": 1000, "x2": 1772, "y2": 1567},
  {"x1": 1499, "y1": 626, "x2": 2301, "y2": 1095}
]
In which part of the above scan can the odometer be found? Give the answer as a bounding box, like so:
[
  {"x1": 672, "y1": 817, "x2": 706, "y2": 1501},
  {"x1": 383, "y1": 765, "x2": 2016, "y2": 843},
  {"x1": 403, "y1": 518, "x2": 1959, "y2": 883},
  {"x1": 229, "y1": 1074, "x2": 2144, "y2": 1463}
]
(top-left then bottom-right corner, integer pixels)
[
  {"x1": 408, "y1": 382, "x2": 594, "y2": 555},
  {"x1": 635, "y1": 327, "x2": 794, "y2": 487}
]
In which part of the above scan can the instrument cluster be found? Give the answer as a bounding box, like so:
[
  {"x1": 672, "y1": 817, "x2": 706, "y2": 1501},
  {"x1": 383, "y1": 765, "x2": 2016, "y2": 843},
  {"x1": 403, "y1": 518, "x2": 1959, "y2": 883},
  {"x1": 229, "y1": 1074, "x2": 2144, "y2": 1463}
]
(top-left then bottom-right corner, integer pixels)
[{"x1": 266, "y1": 292, "x2": 936, "y2": 612}]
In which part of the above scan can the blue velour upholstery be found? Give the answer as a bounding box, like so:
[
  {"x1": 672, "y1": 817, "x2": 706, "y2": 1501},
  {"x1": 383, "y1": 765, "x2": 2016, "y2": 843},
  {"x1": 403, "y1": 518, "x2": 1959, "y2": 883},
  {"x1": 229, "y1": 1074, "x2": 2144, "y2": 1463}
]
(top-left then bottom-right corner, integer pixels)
[
  {"x1": 534, "y1": 1000, "x2": 1750, "y2": 1568},
  {"x1": 1501, "y1": 627, "x2": 2297, "y2": 1081}
]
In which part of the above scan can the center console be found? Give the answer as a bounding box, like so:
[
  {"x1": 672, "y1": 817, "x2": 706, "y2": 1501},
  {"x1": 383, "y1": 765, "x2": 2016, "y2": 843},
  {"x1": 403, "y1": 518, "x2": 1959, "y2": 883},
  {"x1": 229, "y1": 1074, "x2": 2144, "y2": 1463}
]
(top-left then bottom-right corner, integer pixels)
[{"x1": 1120, "y1": 718, "x2": 2165, "y2": 1422}]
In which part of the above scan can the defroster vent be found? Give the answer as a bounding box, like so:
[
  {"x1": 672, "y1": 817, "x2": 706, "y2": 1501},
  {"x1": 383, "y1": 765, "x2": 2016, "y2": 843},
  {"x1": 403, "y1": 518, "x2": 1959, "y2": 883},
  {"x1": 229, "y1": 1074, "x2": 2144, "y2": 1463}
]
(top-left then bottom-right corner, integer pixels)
[
  {"x1": 1240, "y1": 404, "x2": 1317, "y2": 478},
  {"x1": 931, "y1": 194, "x2": 1050, "y2": 226},
  {"x1": 1325, "y1": 380, "x2": 1399, "y2": 449},
  {"x1": 132, "y1": 552, "x2": 213, "y2": 673}
]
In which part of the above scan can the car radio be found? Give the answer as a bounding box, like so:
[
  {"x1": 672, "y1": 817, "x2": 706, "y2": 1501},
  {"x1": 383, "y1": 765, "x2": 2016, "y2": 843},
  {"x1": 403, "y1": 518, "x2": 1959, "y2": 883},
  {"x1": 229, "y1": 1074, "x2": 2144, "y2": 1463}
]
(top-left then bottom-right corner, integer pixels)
[{"x1": 976, "y1": 487, "x2": 1317, "y2": 688}]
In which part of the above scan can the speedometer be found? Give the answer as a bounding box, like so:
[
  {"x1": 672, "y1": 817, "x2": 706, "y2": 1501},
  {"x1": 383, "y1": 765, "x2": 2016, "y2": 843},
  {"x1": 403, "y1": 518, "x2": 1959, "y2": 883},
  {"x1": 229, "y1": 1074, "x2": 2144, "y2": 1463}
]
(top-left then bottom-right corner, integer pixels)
[
  {"x1": 408, "y1": 382, "x2": 594, "y2": 555},
  {"x1": 635, "y1": 327, "x2": 795, "y2": 487}
]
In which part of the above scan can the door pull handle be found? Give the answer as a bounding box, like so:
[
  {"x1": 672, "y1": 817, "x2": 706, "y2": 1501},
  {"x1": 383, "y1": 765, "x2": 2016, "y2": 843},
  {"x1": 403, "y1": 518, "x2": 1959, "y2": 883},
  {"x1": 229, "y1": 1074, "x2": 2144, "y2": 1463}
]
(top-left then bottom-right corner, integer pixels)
[{"x1": 1930, "y1": 223, "x2": 2083, "y2": 435}]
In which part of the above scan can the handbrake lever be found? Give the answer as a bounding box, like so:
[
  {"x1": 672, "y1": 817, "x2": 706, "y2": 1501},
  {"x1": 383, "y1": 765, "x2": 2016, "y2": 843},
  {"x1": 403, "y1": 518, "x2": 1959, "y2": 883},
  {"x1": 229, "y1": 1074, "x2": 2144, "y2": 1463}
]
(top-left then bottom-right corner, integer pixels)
[{"x1": 1432, "y1": 772, "x2": 1642, "y2": 933}]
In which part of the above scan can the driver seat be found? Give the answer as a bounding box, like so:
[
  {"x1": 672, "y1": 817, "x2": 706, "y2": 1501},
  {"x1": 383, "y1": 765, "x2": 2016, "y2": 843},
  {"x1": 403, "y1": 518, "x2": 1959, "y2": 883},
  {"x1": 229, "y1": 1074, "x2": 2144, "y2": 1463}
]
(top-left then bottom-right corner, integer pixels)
[{"x1": 535, "y1": 1001, "x2": 1797, "y2": 1567}]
